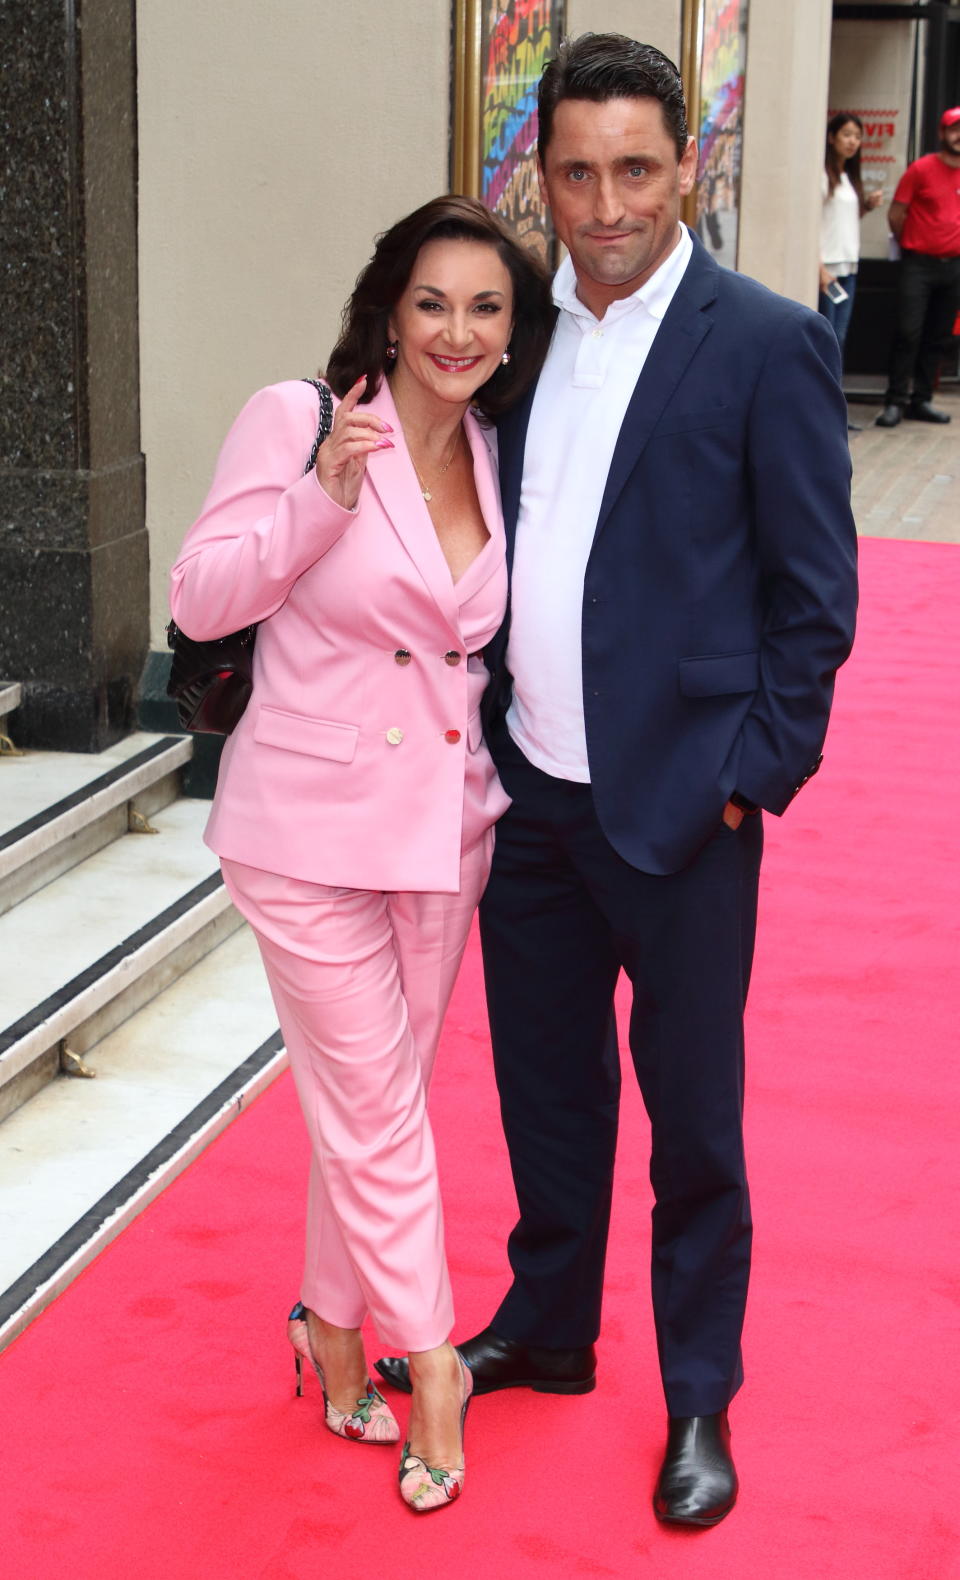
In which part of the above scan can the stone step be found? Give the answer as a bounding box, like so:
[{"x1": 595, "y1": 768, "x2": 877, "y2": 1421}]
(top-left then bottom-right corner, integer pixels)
[
  {"x1": 0, "y1": 731, "x2": 194, "y2": 916},
  {"x1": 0, "y1": 797, "x2": 239, "y2": 1122},
  {"x1": 0, "y1": 681, "x2": 21, "y2": 728},
  {"x1": 0, "y1": 923, "x2": 283, "y2": 1352}
]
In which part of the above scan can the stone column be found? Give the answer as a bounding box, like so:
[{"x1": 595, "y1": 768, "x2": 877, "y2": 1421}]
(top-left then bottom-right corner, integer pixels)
[
  {"x1": 0, "y1": 0, "x2": 147, "y2": 751},
  {"x1": 737, "y1": 0, "x2": 833, "y2": 306}
]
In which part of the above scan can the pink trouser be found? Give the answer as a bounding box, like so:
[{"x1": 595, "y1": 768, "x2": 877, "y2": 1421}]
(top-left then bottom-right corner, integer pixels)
[{"x1": 220, "y1": 835, "x2": 491, "y2": 1353}]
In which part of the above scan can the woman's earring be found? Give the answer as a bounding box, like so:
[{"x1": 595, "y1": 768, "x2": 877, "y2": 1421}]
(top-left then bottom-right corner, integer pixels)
[
  {"x1": 386, "y1": 341, "x2": 398, "y2": 361},
  {"x1": 500, "y1": 348, "x2": 512, "y2": 366}
]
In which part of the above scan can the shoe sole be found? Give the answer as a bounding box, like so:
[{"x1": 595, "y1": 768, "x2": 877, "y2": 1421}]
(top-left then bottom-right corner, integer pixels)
[
  {"x1": 376, "y1": 1366, "x2": 596, "y2": 1397},
  {"x1": 473, "y1": 1374, "x2": 596, "y2": 1397},
  {"x1": 654, "y1": 1506, "x2": 735, "y2": 1528}
]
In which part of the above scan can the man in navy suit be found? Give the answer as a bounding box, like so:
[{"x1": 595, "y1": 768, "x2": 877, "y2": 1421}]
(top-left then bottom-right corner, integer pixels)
[{"x1": 378, "y1": 34, "x2": 858, "y2": 1525}]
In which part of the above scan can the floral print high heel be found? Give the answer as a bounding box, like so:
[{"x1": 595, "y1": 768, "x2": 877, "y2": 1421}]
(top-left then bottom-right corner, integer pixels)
[
  {"x1": 398, "y1": 1354, "x2": 473, "y2": 1512},
  {"x1": 288, "y1": 1301, "x2": 400, "y2": 1444}
]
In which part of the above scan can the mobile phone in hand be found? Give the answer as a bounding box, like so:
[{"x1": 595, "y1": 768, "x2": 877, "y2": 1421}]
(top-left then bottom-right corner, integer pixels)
[{"x1": 825, "y1": 280, "x2": 849, "y2": 305}]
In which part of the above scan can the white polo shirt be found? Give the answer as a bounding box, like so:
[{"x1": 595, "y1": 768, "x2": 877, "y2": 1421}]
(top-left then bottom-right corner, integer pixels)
[{"x1": 505, "y1": 222, "x2": 694, "y2": 781}]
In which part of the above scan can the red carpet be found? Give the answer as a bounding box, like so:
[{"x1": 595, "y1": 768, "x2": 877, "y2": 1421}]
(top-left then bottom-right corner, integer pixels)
[{"x1": 2, "y1": 536, "x2": 958, "y2": 1580}]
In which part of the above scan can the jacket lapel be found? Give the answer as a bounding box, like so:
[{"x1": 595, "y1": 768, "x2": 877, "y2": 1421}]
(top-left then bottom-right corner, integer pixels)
[
  {"x1": 361, "y1": 378, "x2": 462, "y2": 638},
  {"x1": 593, "y1": 236, "x2": 719, "y2": 538},
  {"x1": 497, "y1": 355, "x2": 548, "y2": 571},
  {"x1": 463, "y1": 410, "x2": 504, "y2": 548}
]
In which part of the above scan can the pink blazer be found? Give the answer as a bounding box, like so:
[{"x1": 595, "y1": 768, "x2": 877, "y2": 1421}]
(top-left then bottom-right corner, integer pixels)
[{"x1": 169, "y1": 378, "x2": 510, "y2": 893}]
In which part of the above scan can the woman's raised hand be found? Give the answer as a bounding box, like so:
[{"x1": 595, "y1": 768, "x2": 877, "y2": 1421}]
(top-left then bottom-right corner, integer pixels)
[{"x1": 316, "y1": 375, "x2": 393, "y2": 511}]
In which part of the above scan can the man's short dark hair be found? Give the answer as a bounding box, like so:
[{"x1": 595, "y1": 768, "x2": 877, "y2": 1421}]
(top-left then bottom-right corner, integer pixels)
[{"x1": 538, "y1": 33, "x2": 689, "y2": 164}]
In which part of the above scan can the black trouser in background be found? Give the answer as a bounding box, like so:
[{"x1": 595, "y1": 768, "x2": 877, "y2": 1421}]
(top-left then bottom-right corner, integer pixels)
[
  {"x1": 885, "y1": 249, "x2": 960, "y2": 407},
  {"x1": 478, "y1": 731, "x2": 764, "y2": 1419}
]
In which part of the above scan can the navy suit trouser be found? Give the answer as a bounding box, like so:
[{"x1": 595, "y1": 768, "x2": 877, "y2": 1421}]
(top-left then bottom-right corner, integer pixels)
[{"x1": 479, "y1": 730, "x2": 763, "y2": 1418}]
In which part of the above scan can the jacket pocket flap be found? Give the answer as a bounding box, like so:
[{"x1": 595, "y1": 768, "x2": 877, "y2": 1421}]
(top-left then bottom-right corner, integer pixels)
[
  {"x1": 253, "y1": 706, "x2": 359, "y2": 762},
  {"x1": 678, "y1": 651, "x2": 759, "y2": 698}
]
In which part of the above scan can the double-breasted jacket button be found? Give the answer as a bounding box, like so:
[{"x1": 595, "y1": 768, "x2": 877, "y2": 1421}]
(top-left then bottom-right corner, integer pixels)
[
  {"x1": 444, "y1": 650, "x2": 461, "y2": 666},
  {"x1": 444, "y1": 729, "x2": 461, "y2": 744},
  {"x1": 394, "y1": 649, "x2": 412, "y2": 666},
  {"x1": 386, "y1": 727, "x2": 404, "y2": 746}
]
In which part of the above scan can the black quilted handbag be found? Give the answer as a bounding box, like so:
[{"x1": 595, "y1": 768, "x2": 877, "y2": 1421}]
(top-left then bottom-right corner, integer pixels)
[{"x1": 166, "y1": 378, "x2": 334, "y2": 734}]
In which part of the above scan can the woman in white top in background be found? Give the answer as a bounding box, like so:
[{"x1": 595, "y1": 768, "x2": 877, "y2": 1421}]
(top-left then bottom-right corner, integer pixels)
[{"x1": 819, "y1": 112, "x2": 883, "y2": 358}]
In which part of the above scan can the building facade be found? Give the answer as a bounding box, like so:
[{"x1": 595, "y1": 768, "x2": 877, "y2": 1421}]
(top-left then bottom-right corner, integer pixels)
[{"x1": 2, "y1": 0, "x2": 956, "y2": 753}]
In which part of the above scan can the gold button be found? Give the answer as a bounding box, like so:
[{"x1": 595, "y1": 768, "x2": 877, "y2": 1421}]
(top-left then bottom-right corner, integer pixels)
[
  {"x1": 444, "y1": 729, "x2": 461, "y2": 744},
  {"x1": 386, "y1": 727, "x2": 404, "y2": 746},
  {"x1": 444, "y1": 650, "x2": 461, "y2": 666},
  {"x1": 394, "y1": 649, "x2": 412, "y2": 666}
]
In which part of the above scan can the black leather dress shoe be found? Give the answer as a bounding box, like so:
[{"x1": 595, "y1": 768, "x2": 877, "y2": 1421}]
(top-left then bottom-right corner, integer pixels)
[
  {"x1": 653, "y1": 1410, "x2": 738, "y2": 1528},
  {"x1": 375, "y1": 1326, "x2": 596, "y2": 1397},
  {"x1": 875, "y1": 404, "x2": 902, "y2": 428},
  {"x1": 905, "y1": 401, "x2": 951, "y2": 424}
]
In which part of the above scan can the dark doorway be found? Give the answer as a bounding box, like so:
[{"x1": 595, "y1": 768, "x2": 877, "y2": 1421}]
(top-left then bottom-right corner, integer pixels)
[{"x1": 831, "y1": 1, "x2": 960, "y2": 390}]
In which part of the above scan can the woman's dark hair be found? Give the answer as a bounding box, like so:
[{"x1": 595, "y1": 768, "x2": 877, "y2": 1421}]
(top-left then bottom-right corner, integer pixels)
[
  {"x1": 325, "y1": 195, "x2": 554, "y2": 420},
  {"x1": 538, "y1": 33, "x2": 688, "y2": 165},
  {"x1": 825, "y1": 111, "x2": 866, "y2": 210}
]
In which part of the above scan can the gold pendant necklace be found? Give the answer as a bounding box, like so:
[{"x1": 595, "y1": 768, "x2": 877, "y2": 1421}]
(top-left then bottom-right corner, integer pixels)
[{"x1": 412, "y1": 430, "x2": 461, "y2": 502}]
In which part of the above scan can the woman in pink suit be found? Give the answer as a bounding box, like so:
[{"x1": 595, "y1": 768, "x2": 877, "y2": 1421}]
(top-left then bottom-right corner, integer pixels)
[{"x1": 170, "y1": 196, "x2": 553, "y2": 1512}]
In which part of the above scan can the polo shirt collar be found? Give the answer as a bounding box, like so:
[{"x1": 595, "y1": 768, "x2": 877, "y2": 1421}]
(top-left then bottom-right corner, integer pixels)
[{"x1": 553, "y1": 223, "x2": 693, "y2": 325}]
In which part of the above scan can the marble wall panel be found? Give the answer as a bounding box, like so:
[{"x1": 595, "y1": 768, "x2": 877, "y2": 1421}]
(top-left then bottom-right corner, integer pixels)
[{"x1": 0, "y1": 0, "x2": 148, "y2": 751}]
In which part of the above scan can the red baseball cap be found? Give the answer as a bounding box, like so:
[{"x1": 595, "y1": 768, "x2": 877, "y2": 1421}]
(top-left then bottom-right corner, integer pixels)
[{"x1": 941, "y1": 107, "x2": 960, "y2": 128}]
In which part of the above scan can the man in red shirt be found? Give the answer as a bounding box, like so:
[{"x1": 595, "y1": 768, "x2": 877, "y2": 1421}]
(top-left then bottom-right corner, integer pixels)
[{"x1": 876, "y1": 107, "x2": 960, "y2": 427}]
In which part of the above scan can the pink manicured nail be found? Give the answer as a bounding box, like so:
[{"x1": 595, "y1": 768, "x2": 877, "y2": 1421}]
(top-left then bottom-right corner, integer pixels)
[
  {"x1": 379, "y1": 422, "x2": 394, "y2": 433},
  {"x1": 355, "y1": 374, "x2": 368, "y2": 386},
  {"x1": 374, "y1": 438, "x2": 394, "y2": 450}
]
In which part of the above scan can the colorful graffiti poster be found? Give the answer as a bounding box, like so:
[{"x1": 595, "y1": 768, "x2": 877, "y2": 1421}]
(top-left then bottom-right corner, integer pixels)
[
  {"x1": 480, "y1": 1, "x2": 564, "y2": 263},
  {"x1": 695, "y1": 0, "x2": 749, "y2": 270}
]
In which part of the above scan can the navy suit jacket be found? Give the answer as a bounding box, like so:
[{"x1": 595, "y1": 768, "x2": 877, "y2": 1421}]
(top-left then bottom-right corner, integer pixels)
[{"x1": 485, "y1": 232, "x2": 859, "y2": 876}]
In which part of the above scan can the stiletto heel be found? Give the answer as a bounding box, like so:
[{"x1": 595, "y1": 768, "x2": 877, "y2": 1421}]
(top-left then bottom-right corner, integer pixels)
[
  {"x1": 399, "y1": 1354, "x2": 473, "y2": 1512},
  {"x1": 288, "y1": 1300, "x2": 309, "y2": 1397},
  {"x1": 287, "y1": 1300, "x2": 400, "y2": 1444}
]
